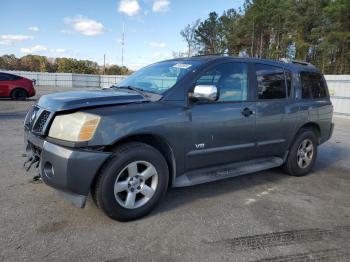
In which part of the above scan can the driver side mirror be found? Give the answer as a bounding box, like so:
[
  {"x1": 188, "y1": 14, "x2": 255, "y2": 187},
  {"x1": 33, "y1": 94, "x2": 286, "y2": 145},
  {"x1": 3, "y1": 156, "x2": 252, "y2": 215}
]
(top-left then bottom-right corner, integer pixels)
[{"x1": 191, "y1": 85, "x2": 218, "y2": 102}]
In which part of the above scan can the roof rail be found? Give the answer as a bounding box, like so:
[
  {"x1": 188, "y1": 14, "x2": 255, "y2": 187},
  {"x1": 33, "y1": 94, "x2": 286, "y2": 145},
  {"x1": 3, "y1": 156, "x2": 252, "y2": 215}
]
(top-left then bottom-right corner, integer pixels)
[
  {"x1": 280, "y1": 58, "x2": 316, "y2": 68},
  {"x1": 191, "y1": 53, "x2": 237, "y2": 58}
]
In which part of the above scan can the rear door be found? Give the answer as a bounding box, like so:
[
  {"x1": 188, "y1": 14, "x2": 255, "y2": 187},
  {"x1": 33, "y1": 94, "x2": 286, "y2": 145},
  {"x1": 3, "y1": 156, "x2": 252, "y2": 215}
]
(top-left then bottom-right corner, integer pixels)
[
  {"x1": 186, "y1": 62, "x2": 256, "y2": 171},
  {"x1": 253, "y1": 63, "x2": 299, "y2": 158}
]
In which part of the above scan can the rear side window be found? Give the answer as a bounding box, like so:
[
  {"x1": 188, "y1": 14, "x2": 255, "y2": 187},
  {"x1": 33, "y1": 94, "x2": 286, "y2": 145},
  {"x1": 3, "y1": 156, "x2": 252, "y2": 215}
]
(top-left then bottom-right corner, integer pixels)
[
  {"x1": 300, "y1": 72, "x2": 327, "y2": 99},
  {"x1": 255, "y1": 64, "x2": 286, "y2": 99}
]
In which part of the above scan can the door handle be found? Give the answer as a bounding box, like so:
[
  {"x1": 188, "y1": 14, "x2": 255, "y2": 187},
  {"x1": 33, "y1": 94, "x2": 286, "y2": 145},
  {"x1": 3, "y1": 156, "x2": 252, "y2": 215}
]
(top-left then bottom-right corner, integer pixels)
[{"x1": 242, "y1": 107, "x2": 254, "y2": 117}]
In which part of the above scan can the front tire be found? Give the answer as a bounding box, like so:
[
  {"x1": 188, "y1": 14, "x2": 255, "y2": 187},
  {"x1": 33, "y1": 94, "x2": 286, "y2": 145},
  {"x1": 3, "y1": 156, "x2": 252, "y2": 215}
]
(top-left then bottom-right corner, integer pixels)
[
  {"x1": 11, "y1": 88, "x2": 27, "y2": 100},
  {"x1": 93, "y1": 142, "x2": 169, "y2": 221},
  {"x1": 283, "y1": 129, "x2": 318, "y2": 177}
]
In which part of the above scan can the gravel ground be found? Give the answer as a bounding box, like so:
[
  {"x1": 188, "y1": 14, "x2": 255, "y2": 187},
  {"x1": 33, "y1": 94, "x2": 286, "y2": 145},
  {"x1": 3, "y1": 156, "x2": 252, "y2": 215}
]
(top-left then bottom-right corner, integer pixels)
[{"x1": 0, "y1": 86, "x2": 349, "y2": 262}]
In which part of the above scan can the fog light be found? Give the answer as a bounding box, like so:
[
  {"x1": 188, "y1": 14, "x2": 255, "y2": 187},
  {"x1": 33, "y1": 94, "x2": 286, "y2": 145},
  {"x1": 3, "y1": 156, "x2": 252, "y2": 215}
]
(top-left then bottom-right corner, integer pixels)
[{"x1": 43, "y1": 162, "x2": 54, "y2": 178}]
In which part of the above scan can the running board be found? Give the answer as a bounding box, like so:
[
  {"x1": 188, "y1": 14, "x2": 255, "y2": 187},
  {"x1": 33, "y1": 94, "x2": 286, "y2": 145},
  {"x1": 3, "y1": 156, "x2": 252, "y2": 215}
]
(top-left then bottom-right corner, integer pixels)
[{"x1": 174, "y1": 157, "x2": 284, "y2": 187}]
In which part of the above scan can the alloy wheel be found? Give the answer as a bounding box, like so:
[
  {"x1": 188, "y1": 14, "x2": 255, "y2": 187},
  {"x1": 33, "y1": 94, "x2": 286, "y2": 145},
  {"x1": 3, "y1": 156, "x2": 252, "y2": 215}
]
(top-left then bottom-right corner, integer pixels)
[
  {"x1": 297, "y1": 138, "x2": 314, "y2": 169},
  {"x1": 113, "y1": 161, "x2": 158, "y2": 209}
]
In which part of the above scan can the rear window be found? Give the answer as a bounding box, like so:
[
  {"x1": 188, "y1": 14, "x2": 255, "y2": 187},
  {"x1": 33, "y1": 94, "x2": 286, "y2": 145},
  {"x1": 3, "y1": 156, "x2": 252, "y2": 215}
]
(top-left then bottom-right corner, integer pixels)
[{"x1": 300, "y1": 72, "x2": 328, "y2": 99}]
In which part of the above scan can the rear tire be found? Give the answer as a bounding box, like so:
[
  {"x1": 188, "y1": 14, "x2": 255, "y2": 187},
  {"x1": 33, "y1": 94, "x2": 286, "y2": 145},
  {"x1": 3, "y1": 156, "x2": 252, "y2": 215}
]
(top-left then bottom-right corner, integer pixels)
[
  {"x1": 11, "y1": 88, "x2": 27, "y2": 101},
  {"x1": 283, "y1": 129, "x2": 318, "y2": 176},
  {"x1": 93, "y1": 142, "x2": 169, "y2": 221}
]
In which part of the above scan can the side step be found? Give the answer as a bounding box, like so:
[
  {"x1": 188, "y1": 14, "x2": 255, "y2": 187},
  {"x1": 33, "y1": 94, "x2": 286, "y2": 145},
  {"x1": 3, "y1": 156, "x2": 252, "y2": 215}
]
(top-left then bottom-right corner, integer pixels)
[{"x1": 173, "y1": 157, "x2": 284, "y2": 187}]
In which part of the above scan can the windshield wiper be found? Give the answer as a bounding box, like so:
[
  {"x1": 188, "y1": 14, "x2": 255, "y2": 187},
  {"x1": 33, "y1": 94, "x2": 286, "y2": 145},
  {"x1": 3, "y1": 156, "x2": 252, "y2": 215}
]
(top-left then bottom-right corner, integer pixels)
[{"x1": 112, "y1": 85, "x2": 150, "y2": 98}]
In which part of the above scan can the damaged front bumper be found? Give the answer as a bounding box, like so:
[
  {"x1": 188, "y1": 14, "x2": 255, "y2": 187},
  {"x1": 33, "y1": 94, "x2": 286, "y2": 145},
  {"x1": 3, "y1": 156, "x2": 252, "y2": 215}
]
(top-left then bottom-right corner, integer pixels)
[{"x1": 24, "y1": 130, "x2": 111, "y2": 208}]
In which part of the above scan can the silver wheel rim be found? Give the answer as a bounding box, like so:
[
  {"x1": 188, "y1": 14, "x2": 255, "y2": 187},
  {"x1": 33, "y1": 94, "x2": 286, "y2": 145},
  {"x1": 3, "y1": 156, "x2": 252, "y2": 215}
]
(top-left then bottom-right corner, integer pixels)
[
  {"x1": 297, "y1": 138, "x2": 314, "y2": 169},
  {"x1": 114, "y1": 161, "x2": 158, "y2": 209}
]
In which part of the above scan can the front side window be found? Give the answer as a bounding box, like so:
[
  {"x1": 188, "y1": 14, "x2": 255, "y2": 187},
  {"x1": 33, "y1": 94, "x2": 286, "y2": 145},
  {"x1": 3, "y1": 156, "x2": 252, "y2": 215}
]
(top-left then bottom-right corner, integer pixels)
[
  {"x1": 0, "y1": 73, "x2": 12, "y2": 81},
  {"x1": 300, "y1": 72, "x2": 327, "y2": 99},
  {"x1": 116, "y1": 60, "x2": 202, "y2": 94},
  {"x1": 196, "y1": 63, "x2": 248, "y2": 102},
  {"x1": 255, "y1": 64, "x2": 286, "y2": 99}
]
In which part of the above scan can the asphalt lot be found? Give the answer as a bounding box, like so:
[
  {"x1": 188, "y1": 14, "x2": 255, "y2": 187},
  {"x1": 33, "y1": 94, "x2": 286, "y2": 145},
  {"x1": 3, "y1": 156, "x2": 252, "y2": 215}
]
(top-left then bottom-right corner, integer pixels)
[{"x1": 0, "y1": 86, "x2": 349, "y2": 262}]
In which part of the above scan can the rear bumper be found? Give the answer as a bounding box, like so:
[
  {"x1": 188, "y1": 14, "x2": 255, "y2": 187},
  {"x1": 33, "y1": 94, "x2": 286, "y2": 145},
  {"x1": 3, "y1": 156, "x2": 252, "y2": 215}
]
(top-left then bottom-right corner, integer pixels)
[
  {"x1": 319, "y1": 122, "x2": 334, "y2": 144},
  {"x1": 25, "y1": 131, "x2": 111, "y2": 208}
]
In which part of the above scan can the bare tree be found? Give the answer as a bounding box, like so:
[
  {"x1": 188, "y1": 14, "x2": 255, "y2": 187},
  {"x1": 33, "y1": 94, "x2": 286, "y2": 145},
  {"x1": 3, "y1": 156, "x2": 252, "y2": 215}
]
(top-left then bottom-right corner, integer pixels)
[
  {"x1": 172, "y1": 51, "x2": 187, "y2": 58},
  {"x1": 180, "y1": 19, "x2": 200, "y2": 57}
]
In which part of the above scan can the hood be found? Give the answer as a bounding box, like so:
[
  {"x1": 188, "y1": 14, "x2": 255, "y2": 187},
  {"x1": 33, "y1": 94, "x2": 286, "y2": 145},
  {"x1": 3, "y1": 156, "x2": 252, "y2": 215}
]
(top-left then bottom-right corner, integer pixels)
[{"x1": 37, "y1": 89, "x2": 148, "y2": 111}]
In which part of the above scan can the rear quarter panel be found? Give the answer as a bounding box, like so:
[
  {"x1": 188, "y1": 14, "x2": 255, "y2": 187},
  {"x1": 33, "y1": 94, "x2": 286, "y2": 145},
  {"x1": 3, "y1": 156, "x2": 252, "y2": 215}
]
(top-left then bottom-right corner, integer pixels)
[
  {"x1": 293, "y1": 72, "x2": 333, "y2": 145},
  {"x1": 295, "y1": 100, "x2": 333, "y2": 144}
]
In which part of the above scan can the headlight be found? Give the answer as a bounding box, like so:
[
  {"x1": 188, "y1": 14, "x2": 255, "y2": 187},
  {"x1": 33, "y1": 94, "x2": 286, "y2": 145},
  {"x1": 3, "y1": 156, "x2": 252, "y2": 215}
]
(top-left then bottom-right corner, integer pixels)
[{"x1": 48, "y1": 112, "x2": 101, "y2": 142}]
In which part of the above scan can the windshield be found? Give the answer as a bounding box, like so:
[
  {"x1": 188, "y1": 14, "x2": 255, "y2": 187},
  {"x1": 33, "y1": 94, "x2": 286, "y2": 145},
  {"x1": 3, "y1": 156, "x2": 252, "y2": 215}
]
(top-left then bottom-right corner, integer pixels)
[{"x1": 116, "y1": 60, "x2": 202, "y2": 94}]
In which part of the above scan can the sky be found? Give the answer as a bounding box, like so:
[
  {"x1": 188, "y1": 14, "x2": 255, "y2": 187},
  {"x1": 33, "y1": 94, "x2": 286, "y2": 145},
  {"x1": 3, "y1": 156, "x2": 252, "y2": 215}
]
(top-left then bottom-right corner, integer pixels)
[{"x1": 0, "y1": 0, "x2": 244, "y2": 70}]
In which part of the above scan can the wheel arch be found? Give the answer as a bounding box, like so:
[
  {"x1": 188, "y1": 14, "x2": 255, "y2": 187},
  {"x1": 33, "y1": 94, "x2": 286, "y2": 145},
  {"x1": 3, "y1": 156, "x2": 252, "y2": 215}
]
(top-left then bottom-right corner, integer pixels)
[
  {"x1": 105, "y1": 133, "x2": 176, "y2": 187},
  {"x1": 292, "y1": 122, "x2": 321, "y2": 146},
  {"x1": 283, "y1": 122, "x2": 320, "y2": 176},
  {"x1": 10, "y1": 87, "x2": 28, "y2": 98}
]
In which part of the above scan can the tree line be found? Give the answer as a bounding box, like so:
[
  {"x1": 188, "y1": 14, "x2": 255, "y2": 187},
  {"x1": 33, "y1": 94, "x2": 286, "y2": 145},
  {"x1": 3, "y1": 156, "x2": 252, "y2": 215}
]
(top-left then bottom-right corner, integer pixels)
[
  {"x1": 180, "y1": 0, "x2": 350, "y2": 74},
  {"x1": 0, "y1": 54, "x2": 132, "y2": 75}
]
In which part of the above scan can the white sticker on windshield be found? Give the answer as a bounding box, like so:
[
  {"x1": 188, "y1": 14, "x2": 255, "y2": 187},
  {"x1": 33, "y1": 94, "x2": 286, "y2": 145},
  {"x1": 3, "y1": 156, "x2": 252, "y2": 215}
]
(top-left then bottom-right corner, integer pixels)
[{"x1": 173, "y1": 63, "x2": 192, "y2": 69}]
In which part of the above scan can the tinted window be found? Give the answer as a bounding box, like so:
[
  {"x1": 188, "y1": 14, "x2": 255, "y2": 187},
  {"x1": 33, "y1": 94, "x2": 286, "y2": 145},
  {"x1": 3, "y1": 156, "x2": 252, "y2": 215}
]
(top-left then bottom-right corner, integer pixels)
[
  {"x1": 300, "y1": 72, "x2": 327, "y2": 99},
  {"x1": 12, "y1": 75, "x2": 21, "y2": 80},
  {"x1": 0, "y1": 73, "x2": 13, "y2": 81},
  {"x1": 196, "y1": 63, "x2": 248, "y2": 102},
  {"x1": 255, "y1": 64, "x2": 286, "y2": 99}
]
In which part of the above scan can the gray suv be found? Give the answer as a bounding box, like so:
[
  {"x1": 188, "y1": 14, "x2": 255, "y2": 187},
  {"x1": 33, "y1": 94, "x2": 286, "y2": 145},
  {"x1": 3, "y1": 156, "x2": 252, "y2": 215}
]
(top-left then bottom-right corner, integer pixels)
[{"x1": 23, "y1": 56, "x2": 334, "y2": 221}]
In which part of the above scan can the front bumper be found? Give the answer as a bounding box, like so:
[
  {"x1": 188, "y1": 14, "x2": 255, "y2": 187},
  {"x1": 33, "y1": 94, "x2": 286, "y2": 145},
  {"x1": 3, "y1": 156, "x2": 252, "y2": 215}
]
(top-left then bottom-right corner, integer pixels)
[
  {"x1": 29, "y1": 87, "x2": 36, "y2": 97},
  {"x1": 25, "y1": 131, "x2": 111, "y2": 208},
  {"x1": 329, "y1": 122, "x2": 334, "y2": 140}
]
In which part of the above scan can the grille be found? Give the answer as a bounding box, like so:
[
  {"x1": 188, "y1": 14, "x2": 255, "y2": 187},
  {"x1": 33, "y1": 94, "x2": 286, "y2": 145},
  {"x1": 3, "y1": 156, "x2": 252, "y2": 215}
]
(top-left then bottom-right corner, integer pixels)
[
  {"x1": 25, "y1": 106, "x2": 40, "y2": 129},
  {"x1": 33, "y1": 110, "x2": 51, "y2": 133}
]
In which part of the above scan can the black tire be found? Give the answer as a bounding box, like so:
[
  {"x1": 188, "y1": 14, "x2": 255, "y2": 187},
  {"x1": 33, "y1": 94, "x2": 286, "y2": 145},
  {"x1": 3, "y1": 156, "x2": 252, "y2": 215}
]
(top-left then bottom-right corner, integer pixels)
[
  {"x1": 11, "y1": 88, "x2": 27, "y2": 101},
  {"x1": 283, "y1": 129, "x2": 318, "y2": 176},
  {"x1": 92, "y1": 142, "x2": 169, "y2": 221}
]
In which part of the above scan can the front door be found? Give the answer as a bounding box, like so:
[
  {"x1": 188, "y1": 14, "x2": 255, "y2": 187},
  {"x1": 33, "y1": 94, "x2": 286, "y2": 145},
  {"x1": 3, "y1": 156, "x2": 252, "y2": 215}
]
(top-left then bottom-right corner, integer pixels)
[
  {"x1": 186, "y1": 62, "x2": 256, "y2": 171},
  {"x1": 0, "y1": 73, "x2": 10, "y2": 97}
]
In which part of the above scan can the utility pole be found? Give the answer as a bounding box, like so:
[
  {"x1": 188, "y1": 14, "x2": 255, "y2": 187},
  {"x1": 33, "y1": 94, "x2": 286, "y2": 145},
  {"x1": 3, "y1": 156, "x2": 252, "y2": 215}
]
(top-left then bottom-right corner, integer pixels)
[
  {"x1": 103, "y1": 54, "x2": 106, "y2": 75},
  {"x1": 121, "y1": 15, "x2": 125, "y2": 67},
  {"x1": 251, "y1": 16, "x2": 255, "y2": 58}
]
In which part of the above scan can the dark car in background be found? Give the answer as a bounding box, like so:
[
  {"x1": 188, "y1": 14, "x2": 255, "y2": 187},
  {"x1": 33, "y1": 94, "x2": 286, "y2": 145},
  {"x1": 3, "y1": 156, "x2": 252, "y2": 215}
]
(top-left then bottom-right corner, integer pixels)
[
  {"x1": 23, "y1": 56, "x2": 333, "y2": 221},
  {"x1": 0, "y1": 72, "x2": 36, "y2": 100}
]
